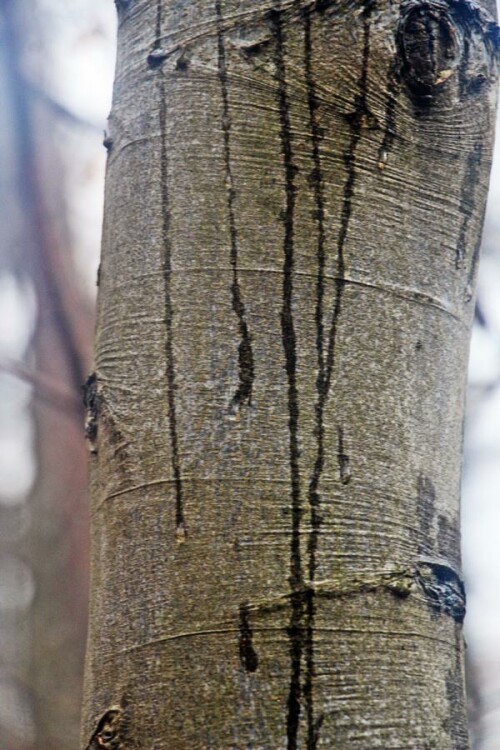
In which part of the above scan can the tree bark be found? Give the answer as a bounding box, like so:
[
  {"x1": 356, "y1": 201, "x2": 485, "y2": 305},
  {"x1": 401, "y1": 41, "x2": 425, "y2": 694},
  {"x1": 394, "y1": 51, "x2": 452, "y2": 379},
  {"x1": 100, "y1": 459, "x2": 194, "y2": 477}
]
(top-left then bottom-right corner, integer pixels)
[{"x1": 82, "y1": 0, "x2": 498, "y2": 747}]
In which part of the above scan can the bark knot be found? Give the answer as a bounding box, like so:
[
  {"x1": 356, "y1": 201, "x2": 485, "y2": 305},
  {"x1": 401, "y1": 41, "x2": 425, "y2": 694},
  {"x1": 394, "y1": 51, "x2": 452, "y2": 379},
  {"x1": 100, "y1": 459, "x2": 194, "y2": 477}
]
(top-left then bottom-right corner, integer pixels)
[
  {"x1": 86, "y1": 708, "x2": 125, "y2": 750},
  {"x1": 398, "y1": 1, "x2": 461, "y2": 97},
  {"x1": 416, "y1": 556, "x2": 466, "y2": 623},
  {"x1": 83, "y1": 371, "x2": 100, "y2": 454},
  {"x1": 398, "y1": 0, "x2": 499, "y2": 104}
]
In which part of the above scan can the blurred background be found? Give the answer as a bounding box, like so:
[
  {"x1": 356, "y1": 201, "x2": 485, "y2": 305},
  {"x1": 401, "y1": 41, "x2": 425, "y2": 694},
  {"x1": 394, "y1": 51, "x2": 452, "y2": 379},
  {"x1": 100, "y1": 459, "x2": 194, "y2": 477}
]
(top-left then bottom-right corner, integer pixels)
[{"x1": 0, "y1": 1, "x2": 498, "y2": 748}]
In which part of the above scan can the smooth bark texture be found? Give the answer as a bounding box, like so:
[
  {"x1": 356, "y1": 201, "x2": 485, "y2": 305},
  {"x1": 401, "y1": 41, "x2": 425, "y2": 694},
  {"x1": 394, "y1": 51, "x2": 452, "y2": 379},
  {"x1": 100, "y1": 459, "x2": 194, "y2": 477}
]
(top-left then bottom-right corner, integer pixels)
[{"x1": 82, "y1": 0, "x2": 498, "y2": 747}]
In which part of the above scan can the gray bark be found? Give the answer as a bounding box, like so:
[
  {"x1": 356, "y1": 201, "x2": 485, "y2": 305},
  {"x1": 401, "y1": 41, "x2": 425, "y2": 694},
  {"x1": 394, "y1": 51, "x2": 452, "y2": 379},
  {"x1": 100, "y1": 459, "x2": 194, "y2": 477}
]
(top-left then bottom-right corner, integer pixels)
[{"x1": 82, "y1": 0, "x2": 498, "y2": 747}]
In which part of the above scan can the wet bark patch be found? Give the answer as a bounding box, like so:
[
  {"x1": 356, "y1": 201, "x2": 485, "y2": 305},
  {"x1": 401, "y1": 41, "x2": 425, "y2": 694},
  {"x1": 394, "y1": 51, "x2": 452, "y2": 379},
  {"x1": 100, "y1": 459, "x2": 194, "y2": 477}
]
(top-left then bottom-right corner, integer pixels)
[
  {"x1": 216, "y1": 0, "x2": 255, "y2": 411},
  {"x1": 238, "y1": 603, "x2": 259, "y2": 673}
]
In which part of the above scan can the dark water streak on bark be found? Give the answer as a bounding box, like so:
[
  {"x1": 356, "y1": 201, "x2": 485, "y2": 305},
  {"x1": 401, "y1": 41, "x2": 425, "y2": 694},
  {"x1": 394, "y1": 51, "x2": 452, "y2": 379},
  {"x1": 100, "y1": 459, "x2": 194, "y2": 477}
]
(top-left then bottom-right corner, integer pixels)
[
  {"x1": 303, "y1": 10, "x2": 326, "y2": 748},
  {"x1": 157, "y1": 3, "x2": 185, "y2": 536},
  {"x1": 270, "y1": 6, "x2": 304, "y2": 748},
  {"x1": 215, "y1": 0, "x2": 255, "y2": 410}
]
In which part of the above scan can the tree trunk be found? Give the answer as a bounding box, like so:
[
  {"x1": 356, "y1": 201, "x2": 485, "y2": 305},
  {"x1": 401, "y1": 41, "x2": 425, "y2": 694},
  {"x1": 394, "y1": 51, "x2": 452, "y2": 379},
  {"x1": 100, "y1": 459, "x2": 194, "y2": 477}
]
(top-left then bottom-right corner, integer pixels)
[{"x1": 81, "y1": 0, "x2": 498, "y2": 747}]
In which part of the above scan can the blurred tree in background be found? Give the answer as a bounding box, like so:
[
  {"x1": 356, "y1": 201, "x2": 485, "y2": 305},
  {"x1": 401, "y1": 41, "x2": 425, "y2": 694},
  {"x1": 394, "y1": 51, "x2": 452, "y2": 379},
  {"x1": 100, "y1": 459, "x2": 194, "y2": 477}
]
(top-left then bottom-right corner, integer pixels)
[
  {"x1": 0, "y1": 0, "x2": 498, "y2": 748},
  {"x1": 0, "y1": 1, "x2": 113, "y2": 748}
]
